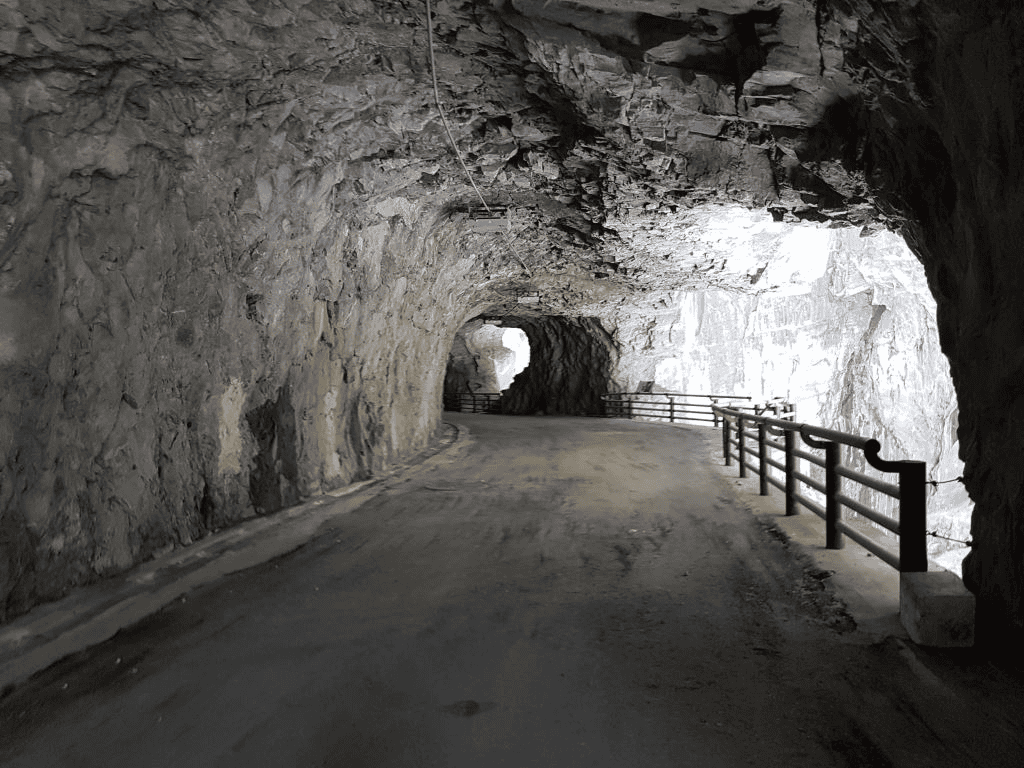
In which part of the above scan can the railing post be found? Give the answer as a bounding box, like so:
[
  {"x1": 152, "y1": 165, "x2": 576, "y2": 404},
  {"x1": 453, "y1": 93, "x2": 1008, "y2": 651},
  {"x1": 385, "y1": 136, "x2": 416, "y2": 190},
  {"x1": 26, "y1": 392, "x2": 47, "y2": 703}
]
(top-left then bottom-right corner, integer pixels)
[
  {"x1": 669, "y1": 396, "x2": 675, "y2": 423},
  {"x1": 862, "y1": 440, "x2": 929, "y2": 573},
  {"x1": 825, "y1": 442, "x2": 843, "y2": 550},
  {"x1": 899, "y1": 461, "x2": 928, "y2": 572},
  {"x1": 738, "y1": 416, "x2": 747, "y2": 478},
  {"x1": 711, "y1": 398, "x2": 719, "y2": 427},
  {"x1": 758, "y1": 422, "x2": 769, "y2": 496},
  {"x1": 722, "y1": 414, "x2": 731, "y2": 466},
  {"x1": 784, "y1": 430, "x2": 796, "y2": 516}
]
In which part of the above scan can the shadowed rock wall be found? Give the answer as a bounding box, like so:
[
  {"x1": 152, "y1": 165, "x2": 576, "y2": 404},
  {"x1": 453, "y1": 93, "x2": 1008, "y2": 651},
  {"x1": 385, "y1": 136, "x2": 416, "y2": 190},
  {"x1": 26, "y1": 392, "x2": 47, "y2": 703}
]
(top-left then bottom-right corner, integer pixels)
[{"x1": 827, "y1": 0, "x2": 1024, "y2": 642}]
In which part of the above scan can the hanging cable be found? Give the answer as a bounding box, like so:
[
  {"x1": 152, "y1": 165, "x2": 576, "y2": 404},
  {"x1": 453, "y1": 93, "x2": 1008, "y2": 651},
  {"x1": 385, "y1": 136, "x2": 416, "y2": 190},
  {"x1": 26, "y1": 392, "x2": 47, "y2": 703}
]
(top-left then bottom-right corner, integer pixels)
[
  {"x1": 927, "y1": 475, "x2": 964, "y2": 487},
  {"x1": 926, "y1": 530, "x2": 973, "y2": 547},
  {"x1": 424, "y1": 0, "x2": 531, "y2": 277},
  {"x1": 924, "y1": 477, "x2": 971, "y2": 546},
  {"x1": 425, "y1": 0, "x2": 487, "y2": 208},
  {"x1": 924, "y1": 476, "x2": 971, "y2": 545}
]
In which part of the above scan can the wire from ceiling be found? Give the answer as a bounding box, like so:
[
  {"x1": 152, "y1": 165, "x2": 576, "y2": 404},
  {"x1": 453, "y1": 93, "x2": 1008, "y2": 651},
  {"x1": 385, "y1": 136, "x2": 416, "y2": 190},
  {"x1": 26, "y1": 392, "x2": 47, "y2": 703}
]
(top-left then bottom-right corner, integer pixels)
[{"x1": 424, "y1": 0, "x2": 532, "y2": 278}]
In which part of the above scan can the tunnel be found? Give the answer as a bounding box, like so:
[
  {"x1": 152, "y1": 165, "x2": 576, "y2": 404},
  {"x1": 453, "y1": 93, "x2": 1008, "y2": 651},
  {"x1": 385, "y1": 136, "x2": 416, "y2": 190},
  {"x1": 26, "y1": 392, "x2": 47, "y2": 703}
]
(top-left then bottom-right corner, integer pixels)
[
  {"x1": 445, "y1": 314, "x2": 614, "y2": 416},
  {"x1": 442, "y1": 318, "x2": 531, "y2": 404},
  {"x1": 0, "y1": 0, "x2": 1022, "y2": 654}
]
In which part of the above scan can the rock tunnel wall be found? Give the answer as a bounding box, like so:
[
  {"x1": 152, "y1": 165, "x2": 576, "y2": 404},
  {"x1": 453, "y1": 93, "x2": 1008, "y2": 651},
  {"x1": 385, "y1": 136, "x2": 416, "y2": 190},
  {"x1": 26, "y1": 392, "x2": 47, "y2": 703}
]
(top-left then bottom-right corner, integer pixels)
[
  {"x1": 0, "y1": 129, "x2": 471, "y2": 620},
  {"x1": 501, "y1": 316, "x2": 615, "y2": 416},
  {"x1": 0, "y1": 0, "x2": 1022, "y2": 642},
  {"x1": 0, "y1": 3, "x2": 492, "y2": 620}
]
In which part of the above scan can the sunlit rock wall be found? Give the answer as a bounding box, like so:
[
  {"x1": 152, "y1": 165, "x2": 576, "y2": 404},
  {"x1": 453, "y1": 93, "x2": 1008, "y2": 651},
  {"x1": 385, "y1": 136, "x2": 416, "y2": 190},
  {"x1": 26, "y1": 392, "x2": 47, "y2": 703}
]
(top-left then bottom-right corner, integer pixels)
[
  {"x1": 610, "y1": 222, "x2": 970, "y2": 558},
  {"x1": 444, "y1": 321, "x2": 512, "y2": 397}
]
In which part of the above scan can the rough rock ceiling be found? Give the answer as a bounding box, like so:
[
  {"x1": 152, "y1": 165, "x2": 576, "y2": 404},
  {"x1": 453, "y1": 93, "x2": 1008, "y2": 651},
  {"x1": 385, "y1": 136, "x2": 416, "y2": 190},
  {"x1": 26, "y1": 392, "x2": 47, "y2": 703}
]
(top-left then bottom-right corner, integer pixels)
[
  {"x1": 416, "y1": 0, "x2": 882, "y2": 313},
  {"x1": 0, "y1": 0, "x2": 887, "y2": 320}
]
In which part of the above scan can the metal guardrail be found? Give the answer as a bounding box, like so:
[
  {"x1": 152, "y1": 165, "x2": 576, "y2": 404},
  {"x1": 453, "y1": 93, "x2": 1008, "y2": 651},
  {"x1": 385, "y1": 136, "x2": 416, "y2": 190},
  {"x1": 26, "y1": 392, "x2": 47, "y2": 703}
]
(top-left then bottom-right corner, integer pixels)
[
  {"x1": 443, "y1": 392, "x2": 502, "y2": 413},
  {"x1": 601, "y1": 392, "x2": 795, "y2": 426},
  {"x1": 712, "y1": 405, "x2": 927, "y2": 573}
]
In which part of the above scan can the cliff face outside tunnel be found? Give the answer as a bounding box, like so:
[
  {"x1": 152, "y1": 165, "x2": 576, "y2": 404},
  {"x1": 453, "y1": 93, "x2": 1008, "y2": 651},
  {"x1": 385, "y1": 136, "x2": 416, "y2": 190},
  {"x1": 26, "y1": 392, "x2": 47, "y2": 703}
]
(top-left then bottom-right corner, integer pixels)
[{"x1": 0, "y1": 0, "x2": 1022, "y2": 644}]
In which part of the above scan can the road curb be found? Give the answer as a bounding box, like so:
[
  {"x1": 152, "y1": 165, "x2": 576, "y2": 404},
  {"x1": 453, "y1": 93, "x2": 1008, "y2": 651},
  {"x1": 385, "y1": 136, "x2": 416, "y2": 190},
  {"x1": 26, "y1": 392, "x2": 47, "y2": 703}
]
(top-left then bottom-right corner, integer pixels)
[{"x1": 0, "y1": 421, "x2": 467, "y2": 693}]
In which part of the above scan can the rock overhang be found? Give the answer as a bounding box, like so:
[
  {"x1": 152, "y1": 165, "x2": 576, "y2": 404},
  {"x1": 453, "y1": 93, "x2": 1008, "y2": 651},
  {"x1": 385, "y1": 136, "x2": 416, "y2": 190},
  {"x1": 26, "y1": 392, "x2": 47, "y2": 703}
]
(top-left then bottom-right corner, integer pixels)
[
  {"x1": 0, "y1": 0, "x2": 879, "y2": 299},
  {"x1": 404, "y1": 0, "x2": 886, "y2": 314}
]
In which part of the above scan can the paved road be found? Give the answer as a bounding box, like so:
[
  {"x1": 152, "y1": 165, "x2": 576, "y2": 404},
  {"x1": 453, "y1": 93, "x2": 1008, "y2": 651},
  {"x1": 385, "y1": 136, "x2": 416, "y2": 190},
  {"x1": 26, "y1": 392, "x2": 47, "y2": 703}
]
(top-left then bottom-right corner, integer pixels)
[{"x1": 1, "y1": 415, "x2": 1021, "y2": 767}]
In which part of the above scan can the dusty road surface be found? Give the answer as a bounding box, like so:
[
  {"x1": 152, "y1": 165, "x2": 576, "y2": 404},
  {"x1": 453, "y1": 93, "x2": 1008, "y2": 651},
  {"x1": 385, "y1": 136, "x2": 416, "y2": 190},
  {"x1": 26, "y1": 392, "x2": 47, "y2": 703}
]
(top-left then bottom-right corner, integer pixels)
[{"x1": 1, "y1": 415, "x2": 1022, "y2": 767}]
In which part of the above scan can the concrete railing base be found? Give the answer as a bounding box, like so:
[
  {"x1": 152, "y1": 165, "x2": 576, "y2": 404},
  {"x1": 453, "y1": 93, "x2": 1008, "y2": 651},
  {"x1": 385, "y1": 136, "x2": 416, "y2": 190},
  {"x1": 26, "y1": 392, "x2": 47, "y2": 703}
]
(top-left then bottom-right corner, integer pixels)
[{"x1": 900, "y1": 568, "x2": 975, "y2": 647}]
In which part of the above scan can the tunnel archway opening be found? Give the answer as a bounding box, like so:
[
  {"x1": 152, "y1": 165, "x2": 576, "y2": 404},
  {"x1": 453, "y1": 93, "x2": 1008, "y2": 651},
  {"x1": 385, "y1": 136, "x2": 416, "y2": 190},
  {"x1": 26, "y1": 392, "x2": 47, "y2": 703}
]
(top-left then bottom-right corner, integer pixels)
[
  {"x1": 602, "y1": 208, "x2": 973, "y2": 577},
  {"x1": 499, "y1": 315, "x2": 616, "y2": 416},
  {"x1": 443, "y1": 319, "x2": 532, "y2": 411},
  {"x1": 443, "y1": 315, "x2": 615, "y2": 416},
  {"x1": 499, "y1": 327, "x2": 531, "y2": 391}
]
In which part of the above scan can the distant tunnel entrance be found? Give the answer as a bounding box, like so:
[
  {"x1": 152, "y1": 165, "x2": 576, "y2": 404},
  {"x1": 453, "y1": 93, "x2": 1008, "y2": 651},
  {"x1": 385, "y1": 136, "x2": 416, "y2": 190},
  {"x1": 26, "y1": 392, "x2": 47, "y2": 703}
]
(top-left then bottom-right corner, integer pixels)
[
  {"x1": 443, "y1": 319, "x2": 530, "y2": 399},
  {"x1": 444, "y1": 315, "x2": 615, "y2": 416}
]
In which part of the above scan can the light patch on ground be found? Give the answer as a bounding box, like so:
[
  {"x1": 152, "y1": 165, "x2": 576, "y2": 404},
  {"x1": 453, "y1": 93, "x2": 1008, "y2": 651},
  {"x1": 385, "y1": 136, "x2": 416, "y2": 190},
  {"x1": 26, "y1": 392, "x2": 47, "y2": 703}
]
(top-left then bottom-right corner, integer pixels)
[{"x1": 0, "y1": 330, "x2": 15, "y2": 363}]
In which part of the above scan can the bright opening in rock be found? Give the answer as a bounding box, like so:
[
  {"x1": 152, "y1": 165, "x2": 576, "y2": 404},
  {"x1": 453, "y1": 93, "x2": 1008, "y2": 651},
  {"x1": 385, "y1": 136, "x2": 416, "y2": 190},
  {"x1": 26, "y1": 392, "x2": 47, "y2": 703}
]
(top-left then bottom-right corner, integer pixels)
[
  {"x1": 605, "y1": 207, "x2": 972, "y2": 575},
  {"x1": 501, "y1": 328, "x2": 530, "y2": 391},
  {"x1": 443, "y1": 320, "x2": 532, "y2": 406}
]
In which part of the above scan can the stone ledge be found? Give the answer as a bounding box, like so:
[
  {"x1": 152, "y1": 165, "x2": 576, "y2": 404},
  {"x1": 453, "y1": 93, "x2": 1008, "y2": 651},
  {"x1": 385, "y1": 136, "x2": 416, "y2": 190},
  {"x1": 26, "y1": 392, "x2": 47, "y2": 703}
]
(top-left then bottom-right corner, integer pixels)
[{"x1": 900, "y1": 568, "x2": 976, "y2": 648}]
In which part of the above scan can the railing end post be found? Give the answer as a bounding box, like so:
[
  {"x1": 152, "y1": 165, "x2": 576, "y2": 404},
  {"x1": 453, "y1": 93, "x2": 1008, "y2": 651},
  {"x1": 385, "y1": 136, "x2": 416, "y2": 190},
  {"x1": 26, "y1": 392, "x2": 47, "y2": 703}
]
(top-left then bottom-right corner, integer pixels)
[
  {"x1": 899, "y1": 460, "x2": 928, "y2": 572},
  {"x1": 758, "y1": 422, "x2": 769, "y2": 496}
]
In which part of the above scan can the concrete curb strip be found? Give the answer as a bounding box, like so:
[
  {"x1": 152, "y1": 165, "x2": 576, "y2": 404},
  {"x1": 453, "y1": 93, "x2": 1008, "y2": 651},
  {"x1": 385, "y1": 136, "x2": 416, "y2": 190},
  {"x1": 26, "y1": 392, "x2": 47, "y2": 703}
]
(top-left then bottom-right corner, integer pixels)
[{"x1": 0, "y1": 421, "x2": 467, "y2": 692}]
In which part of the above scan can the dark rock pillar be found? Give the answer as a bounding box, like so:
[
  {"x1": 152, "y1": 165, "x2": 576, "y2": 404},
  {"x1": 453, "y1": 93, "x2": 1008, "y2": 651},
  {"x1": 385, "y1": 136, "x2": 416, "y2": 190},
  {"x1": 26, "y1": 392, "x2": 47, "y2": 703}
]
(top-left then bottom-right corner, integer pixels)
[{"x1": 832, "y1": 0, "x2": 1024, "y2": 643}]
